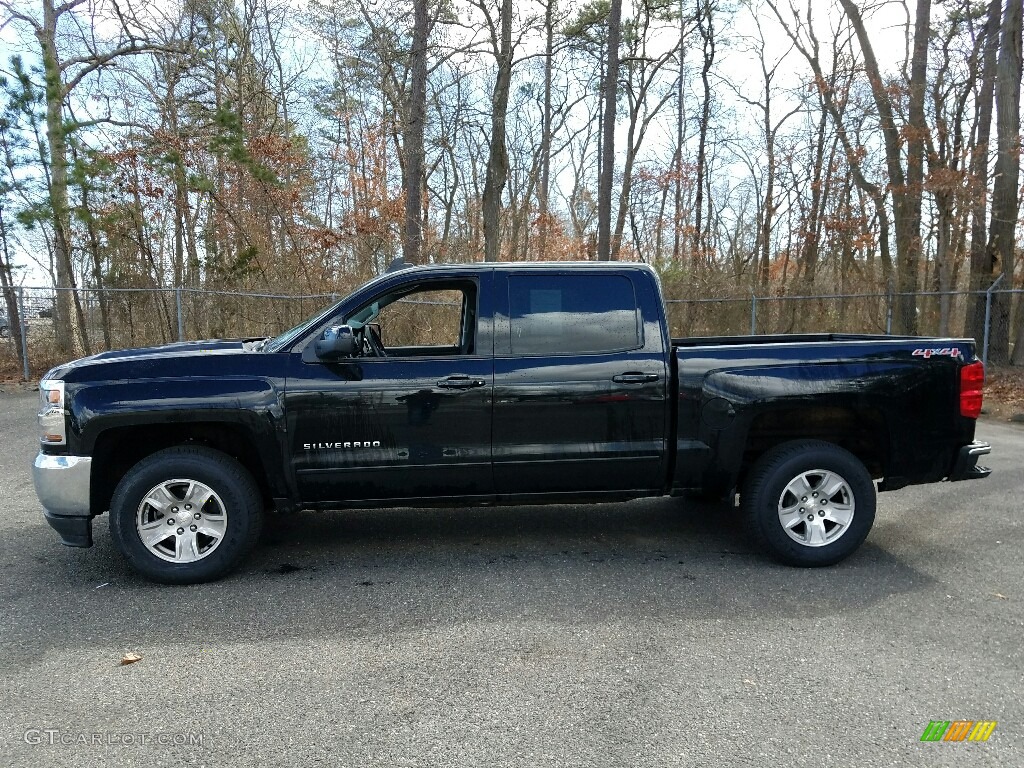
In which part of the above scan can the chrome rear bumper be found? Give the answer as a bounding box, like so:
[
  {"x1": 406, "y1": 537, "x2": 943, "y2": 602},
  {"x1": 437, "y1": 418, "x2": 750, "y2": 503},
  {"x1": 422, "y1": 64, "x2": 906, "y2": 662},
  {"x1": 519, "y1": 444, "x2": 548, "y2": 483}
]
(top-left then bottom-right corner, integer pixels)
[{"x1": 948, "y1": 441, "x2": 992, "y2": 482}]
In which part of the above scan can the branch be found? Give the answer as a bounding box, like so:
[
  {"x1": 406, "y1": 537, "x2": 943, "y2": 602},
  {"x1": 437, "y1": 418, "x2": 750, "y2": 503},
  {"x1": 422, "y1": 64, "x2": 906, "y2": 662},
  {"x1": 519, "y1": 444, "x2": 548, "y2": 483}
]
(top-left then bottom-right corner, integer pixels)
[
  {"x1": 62, "y1": 42, "x2": 182, "y2": 96},
  {"x1": 65, "y1": 116, "x2": 145, "y2": 132},
  {"x1": 0, "y1": 2, "x2": 41, "y2": 33},
  {"x1": 54, "y1": 0, "x2": 88, "y2": 18}
]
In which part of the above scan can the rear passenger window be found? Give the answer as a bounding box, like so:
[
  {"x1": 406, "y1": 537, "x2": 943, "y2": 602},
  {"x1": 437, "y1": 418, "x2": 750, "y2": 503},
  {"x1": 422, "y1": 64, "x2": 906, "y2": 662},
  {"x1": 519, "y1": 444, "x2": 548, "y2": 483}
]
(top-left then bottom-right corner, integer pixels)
[{"x1": 509, "y1": 274, "x2": 640, "y2": 355}]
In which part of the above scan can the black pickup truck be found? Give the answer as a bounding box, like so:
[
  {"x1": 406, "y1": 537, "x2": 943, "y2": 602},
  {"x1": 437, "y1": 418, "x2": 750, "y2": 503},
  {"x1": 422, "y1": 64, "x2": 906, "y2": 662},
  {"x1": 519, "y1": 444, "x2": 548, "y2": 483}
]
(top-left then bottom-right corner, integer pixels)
[{"x1": 33, "y1": 262, "x2": 991, "y2": 582}]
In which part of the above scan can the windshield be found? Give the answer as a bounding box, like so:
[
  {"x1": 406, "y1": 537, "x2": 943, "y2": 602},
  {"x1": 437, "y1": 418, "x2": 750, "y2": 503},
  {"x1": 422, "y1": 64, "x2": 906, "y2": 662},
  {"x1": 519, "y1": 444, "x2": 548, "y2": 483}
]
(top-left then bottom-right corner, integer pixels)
[
  {"x1": 264, "y1": 273, "x2": 384, "y2": 352},
  {"x1": 264, "y1": 270, "x2": 423, "y2": 353},
  {"x1": 264, "y1": 297, "x2": 345, "y2": 353}
]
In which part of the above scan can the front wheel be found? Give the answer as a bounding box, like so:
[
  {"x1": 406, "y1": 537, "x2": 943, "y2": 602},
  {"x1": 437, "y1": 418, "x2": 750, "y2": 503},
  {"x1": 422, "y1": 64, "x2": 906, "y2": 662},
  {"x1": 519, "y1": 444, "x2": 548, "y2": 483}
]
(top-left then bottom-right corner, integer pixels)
[
  {"x1": 742, "y1": 440, "x2": 875, "y2": 567},
  {"x1": 109, "y1": 446, "x2": 263, "y2": 583}
]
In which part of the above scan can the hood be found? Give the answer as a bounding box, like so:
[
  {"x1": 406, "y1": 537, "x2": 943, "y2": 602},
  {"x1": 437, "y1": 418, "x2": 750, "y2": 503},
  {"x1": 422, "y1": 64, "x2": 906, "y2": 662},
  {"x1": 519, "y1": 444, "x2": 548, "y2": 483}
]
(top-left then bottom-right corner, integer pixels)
[{"x1": 45, "y1": 338, "x2": 262, "y2": 382}]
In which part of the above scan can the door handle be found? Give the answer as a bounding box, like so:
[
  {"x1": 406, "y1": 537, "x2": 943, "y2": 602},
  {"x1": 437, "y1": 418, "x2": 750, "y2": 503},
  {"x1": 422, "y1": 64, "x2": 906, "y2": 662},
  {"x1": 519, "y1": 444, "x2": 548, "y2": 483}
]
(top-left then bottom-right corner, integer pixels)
[
  {"x1": 612, "y1": 372, "x2": 659, "y2": 384},
  {"x1": 437, "y1": 375, "x2": 487, "y2": 389}
]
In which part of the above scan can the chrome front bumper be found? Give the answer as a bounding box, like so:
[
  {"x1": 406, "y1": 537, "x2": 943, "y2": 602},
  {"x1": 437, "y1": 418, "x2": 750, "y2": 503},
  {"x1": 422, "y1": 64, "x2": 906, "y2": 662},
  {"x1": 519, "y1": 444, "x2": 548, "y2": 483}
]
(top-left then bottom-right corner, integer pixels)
[{"x1": 33, "y1": 452, "x2": 93, "y2": 547}]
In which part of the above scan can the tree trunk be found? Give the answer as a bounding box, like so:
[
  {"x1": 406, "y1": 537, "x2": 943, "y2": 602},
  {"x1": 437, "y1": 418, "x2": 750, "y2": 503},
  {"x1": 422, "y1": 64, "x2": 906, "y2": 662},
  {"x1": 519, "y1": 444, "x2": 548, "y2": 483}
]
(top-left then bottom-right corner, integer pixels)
[
  {"x1": 966, "y1": 0, "x2": 1001, "y2": 342},
  {"x1": 537, "y1": 0, "x2": 555, "y2": 259},
  {"x1": 402, "y1": 0, "x2": 429, "y2": 265},
  {"x1": 596, "y1": 0, "x2": 622, "y2": 261},
  {"x1": 903, "y1": 0, "x2": 931, "y2": 334},
  {"x1": 991, "y1": 0, "x2": 1023, "y2": 364},
  {"x1": 672, "y1": 88, "x2": 684, "y2": 261},
  {"x1": 38, "y1": 0, "x2": 80, "y2": 356},
  {"x1": 799, "y1": 109, "x2": 829, "y2": 286},
  {"x1": 482, "y1": 0, "x2": 513, "y2": 262},
  {"x1": 79, "y1": 180, "x2": 112, "y2": 350},
  {"x1": 691, "y1": 0, "x2": 714, "y2": 268},
  {"x1": 672, "y1": 1, "x2": 686, "y2": 263},
  {"x1": 0, "y1": 208, "x2": 26, "y2": 375}
]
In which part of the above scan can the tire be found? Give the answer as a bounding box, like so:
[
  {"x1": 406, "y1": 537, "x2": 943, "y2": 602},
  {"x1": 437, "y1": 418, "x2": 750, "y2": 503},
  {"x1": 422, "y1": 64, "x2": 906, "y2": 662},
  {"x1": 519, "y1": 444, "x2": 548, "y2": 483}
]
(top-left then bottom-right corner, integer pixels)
[
  {"x1": 109, "y1": 446, "x2": 263, "y2": 584},
  {"x1": 742, "y1": 440, "x2": 875, "y2": 567},
  {"x1": 0, "y1": 324, "x2": 9, "y2": 338}
]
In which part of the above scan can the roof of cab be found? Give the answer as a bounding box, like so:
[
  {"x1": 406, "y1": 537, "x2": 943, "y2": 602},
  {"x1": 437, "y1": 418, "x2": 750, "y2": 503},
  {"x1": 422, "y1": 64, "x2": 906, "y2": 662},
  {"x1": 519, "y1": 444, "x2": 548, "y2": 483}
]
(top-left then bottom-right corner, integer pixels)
[{"x1": 384, "y1": 260, "x2": 655, "y2": 276}]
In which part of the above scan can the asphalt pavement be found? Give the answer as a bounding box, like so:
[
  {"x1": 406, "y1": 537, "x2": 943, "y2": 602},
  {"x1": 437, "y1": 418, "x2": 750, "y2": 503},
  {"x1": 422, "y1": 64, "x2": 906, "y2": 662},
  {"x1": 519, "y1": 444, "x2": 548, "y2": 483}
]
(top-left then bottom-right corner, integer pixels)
[{"x1": 0, "y1": 389, "x2": 1020, "y2": 767}]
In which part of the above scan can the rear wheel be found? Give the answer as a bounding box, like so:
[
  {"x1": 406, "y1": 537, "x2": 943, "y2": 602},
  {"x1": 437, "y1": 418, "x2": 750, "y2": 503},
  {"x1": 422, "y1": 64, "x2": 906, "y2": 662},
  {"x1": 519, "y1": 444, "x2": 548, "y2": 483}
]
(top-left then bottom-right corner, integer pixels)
[
  {"x1": 742, "y1": 440, "x2": 875, "y2": 567},
  {"x1": 109, "y1": 446, "x2": 263, "y2": 583}
]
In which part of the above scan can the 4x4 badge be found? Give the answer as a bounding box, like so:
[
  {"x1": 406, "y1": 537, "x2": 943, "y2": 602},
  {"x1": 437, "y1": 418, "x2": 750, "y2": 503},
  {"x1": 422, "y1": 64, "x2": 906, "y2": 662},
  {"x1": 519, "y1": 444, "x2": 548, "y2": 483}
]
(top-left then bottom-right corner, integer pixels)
[{"x1": 912, "y1": 347, "x2": 963, "y2": 359}]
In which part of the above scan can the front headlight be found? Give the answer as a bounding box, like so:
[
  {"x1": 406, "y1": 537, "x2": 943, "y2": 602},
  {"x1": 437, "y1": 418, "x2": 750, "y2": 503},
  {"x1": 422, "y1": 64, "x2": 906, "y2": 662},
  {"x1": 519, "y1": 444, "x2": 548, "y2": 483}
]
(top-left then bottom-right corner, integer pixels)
[{"x1": 38, "y1": 379, "x2": 66, "y2": 446}]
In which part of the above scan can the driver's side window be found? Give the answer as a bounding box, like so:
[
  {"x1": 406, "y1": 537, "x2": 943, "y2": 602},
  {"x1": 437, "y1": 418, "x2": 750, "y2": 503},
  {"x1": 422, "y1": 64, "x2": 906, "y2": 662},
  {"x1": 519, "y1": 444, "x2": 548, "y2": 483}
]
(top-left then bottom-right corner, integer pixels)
[{"x1": 353, "y1": 281, "x2": 476, "y2": 357}]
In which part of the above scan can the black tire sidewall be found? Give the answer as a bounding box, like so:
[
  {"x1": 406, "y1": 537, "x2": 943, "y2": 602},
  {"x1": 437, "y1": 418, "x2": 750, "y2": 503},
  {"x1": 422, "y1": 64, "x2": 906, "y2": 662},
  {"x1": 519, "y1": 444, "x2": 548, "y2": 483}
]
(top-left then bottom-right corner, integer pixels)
[
  {"x1": 746, "y1": 442, "x2": 876, "y2": 567},
  {"x1": 109, "y1": 448, "x2": 261, "y2": 583}
]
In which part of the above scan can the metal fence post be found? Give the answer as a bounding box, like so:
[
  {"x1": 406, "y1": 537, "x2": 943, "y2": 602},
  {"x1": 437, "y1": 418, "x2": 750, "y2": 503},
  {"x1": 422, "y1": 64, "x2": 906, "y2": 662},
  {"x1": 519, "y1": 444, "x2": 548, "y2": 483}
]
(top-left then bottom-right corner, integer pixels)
[
  {"x1": 17, "y1": 286, "x2": 29, "y2": 380},
  {"x1": 176, "y1": 287, "x2": 185, "y2": 342},
  {"x1": 982, "y1": 273, "x2": 1005, "y2": 367},
  {"x1": 885, "y1": 284, "x2": 893, "y2": 335},
  {"x1": 750, "y1": 292, "x2": 757, "y2": 335}
]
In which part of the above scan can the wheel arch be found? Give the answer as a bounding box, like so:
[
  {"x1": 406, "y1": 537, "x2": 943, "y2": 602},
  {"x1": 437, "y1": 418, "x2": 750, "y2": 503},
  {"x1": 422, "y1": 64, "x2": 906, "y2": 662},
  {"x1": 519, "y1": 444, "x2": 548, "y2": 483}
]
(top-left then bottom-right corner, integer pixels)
[
  {"x1": 90, "y1": 421, "x2": 277, "y2": 515},
  {"x1": 735, "y1": 404, "x2": 889, "y2": 488}
]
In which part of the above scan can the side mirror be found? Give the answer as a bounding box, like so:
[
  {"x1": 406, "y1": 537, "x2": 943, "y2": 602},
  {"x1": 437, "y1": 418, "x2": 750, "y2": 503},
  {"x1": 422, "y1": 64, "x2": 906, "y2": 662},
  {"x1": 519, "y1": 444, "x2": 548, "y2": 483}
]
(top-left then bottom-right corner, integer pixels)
[{"x1": 314, "y1": 325, "x2": 357, "y2": 360}]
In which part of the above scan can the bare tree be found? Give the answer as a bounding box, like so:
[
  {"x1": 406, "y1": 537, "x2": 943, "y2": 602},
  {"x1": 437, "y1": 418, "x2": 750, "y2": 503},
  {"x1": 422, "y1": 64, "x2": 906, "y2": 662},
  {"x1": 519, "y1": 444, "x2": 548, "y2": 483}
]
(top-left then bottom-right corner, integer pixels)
[
  {"x1": 0, "y1": 0, "x2": 1016, "y2": 364},
  {"x1": 838, "y1": 0, "x2": 931, "y2": 335},
  {"x1": 537, "y1": 0, "x2": 557, "y2": 258},
  {"x1": 691, "y1": 0, "x2": 715, "y2": 266},
  {"x1": 596, "y1": 0, "x2": 622, "y2": 261},
  {"x1": 1, "y1": 0, "x2": 168, "y2": 355},
  {"x1": 926, "y1": 2, "x2": 985, "y2": 335},
  {"x1": 988, "y1": 0, "x2": 1022, "y2": 364},
  {"x1": 609, "y1": 3, "x2": 684, "y2": 260},
  {"x1": 403, "y1": 0, "x2": 430, "y2": 265},
  {"x1": 478, "y1": 0, "x2": 514, "y2": 262},
  {"x1": 966, "y1": 0, "x2": 1002, "y2": 342},
  {"x1": 0, "y1": 206, "x2": 25, "y2": 372},
  {"x1": 766, "y1": 1, "x2": 896, "y2": 286},
  {"x1": 727, "y1": 6, "x2": 799, "y2": 288}
]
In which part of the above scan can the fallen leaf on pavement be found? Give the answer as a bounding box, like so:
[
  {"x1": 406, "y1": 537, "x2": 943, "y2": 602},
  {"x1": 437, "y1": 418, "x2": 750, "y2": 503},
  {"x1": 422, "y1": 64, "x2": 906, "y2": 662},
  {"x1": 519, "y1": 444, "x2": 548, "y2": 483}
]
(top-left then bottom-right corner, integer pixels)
[{"x1": 120, "y1": 653, "x2": 142, "y2": 666}]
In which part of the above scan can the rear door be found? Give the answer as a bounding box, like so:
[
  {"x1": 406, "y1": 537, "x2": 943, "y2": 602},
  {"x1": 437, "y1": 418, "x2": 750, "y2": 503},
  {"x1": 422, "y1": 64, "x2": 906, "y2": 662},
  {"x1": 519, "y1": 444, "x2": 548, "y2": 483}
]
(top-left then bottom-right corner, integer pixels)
[{"x1": 491, "y1": 269, "x2": 669, "y2": 498}]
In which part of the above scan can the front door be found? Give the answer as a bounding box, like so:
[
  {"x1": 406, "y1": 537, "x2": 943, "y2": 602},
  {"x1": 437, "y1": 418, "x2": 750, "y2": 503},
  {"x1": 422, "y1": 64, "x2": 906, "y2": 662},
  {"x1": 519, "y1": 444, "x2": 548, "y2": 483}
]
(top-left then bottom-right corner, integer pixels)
[{"x1": 285, "y1": 276, "x2": 494, "y2": 504}]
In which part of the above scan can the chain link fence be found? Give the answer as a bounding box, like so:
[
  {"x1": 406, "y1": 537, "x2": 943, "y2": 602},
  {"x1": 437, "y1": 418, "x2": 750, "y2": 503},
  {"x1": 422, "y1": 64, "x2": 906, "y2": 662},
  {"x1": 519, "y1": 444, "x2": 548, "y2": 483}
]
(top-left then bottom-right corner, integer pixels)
[
  {"x1": 1, "y1": 284, "x2": 1020, "y2": 379},
  {"x1": 1, "y1": 286, "x2": 340, "y2": 379},
  {"x1": 663, "y1": 284, "x2": 1021, "y2": 367}
]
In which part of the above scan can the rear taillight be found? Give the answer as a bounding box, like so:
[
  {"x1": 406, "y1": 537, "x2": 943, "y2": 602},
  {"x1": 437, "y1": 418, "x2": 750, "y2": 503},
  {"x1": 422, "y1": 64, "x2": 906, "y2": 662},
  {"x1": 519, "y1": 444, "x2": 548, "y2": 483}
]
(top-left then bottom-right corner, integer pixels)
[{"x1": 959, "y1": 361, "x2": 984, "y2": 419}]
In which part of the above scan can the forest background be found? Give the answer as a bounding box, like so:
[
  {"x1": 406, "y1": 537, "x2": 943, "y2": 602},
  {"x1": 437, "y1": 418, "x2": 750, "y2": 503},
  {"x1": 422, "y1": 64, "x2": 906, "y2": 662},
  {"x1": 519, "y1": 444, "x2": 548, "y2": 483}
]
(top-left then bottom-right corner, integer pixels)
[{"x1": 0, "y1": 0, "x2": 1021, "y2": 376}]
